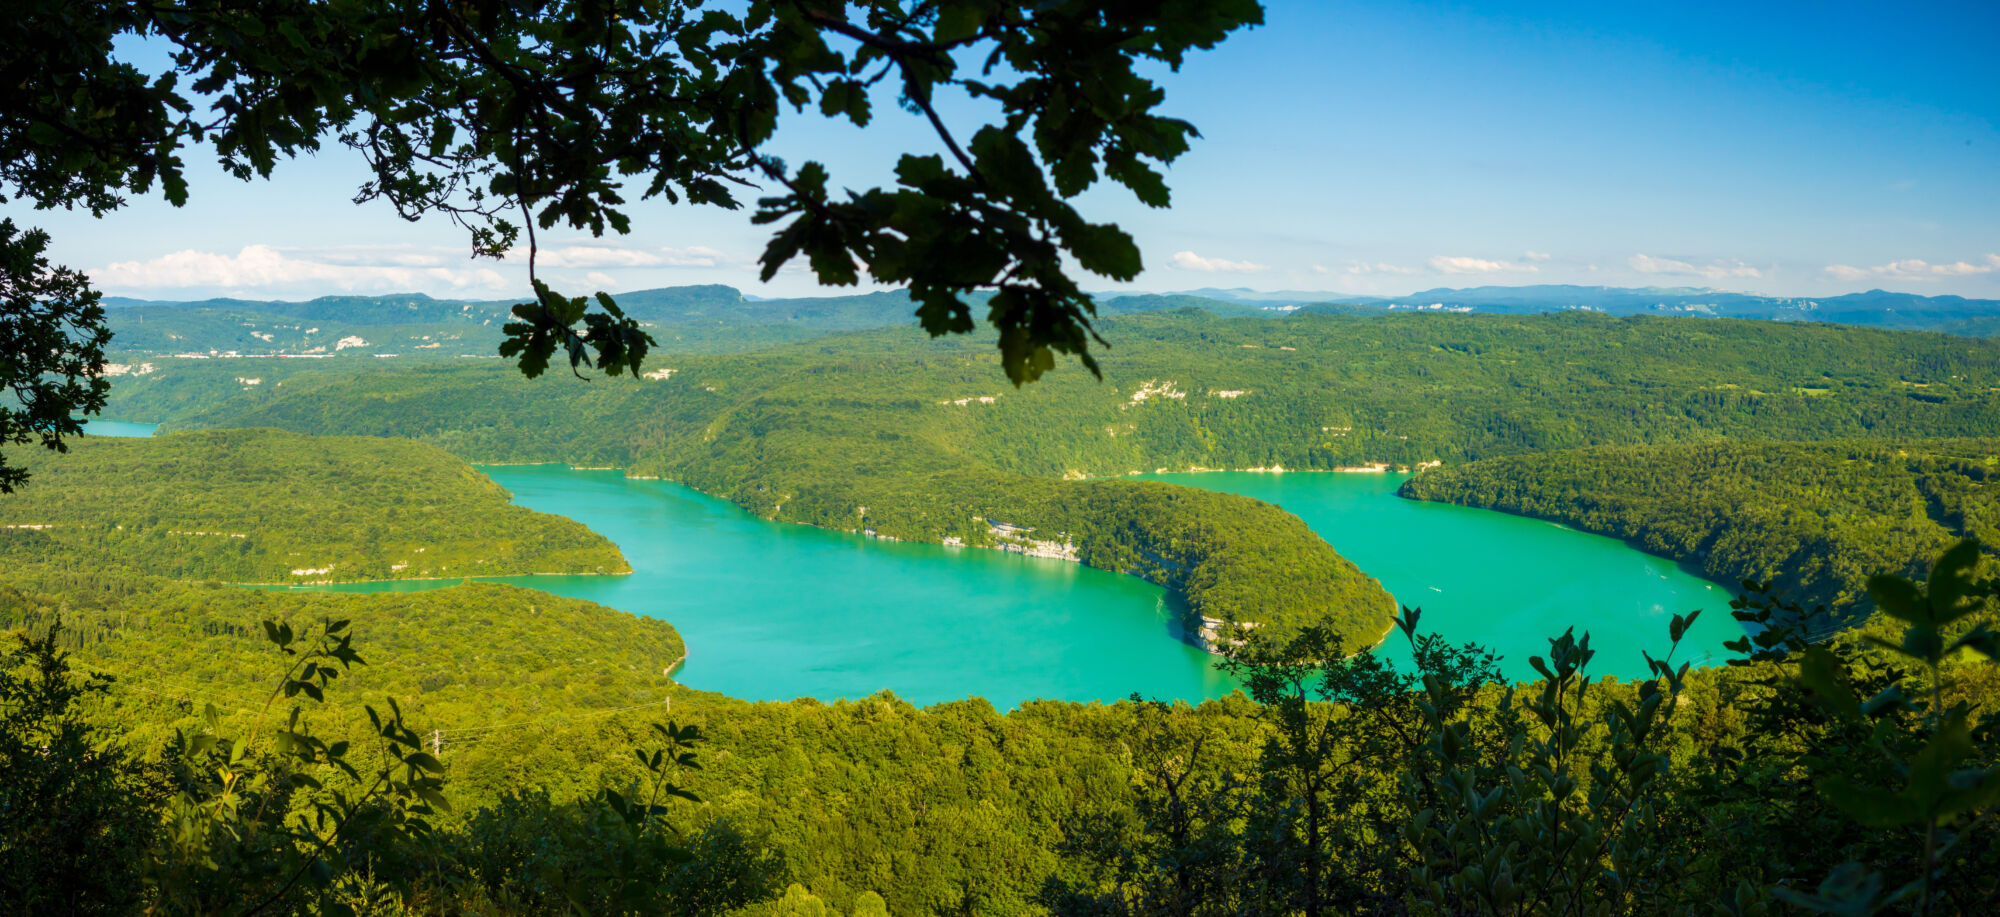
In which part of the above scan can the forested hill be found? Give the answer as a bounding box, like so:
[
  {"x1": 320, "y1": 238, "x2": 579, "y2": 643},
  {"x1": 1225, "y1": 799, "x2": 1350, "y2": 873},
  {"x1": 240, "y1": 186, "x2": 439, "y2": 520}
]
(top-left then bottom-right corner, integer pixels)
[
  {"x1": 1400, "y1": 439, "x2": 2000, "y2": 620},
  {"x1": 0, "y1": 429, "x2": 627, "y2": 583},
  {"x1": 118, "y1": 309, "x2": 2000, "y2": 475},
  {"x1": 96, "y1": 286, "x2": 1273, "y2": 360},
  {"x1": 102, "y1": 282, "x2": 1999, "y2": 367}
]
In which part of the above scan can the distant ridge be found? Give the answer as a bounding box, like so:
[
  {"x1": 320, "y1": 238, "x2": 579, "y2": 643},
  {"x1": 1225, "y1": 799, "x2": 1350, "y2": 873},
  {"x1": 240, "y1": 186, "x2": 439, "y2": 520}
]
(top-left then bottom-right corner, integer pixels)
[
  {"x1": 99, "y1": 282, "x2": 2000, "y2": 360},
  {"x1": 1127, "y1": 283, "x2": 2000, "y2": 331},
  {"x1": 95, "y1": 286, "x2": 1287, "y2": 358}
]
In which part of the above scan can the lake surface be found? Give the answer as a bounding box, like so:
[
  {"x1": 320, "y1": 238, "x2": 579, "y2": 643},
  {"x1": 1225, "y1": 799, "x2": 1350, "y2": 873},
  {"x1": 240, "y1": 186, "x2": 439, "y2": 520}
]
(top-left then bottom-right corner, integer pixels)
[
  {"x1": 82, "y1": 419, "x2": 161, "y2": 438},
  {"x1": 92, "y1": 418, "x2": 1743, "y2": 703},
  {"x1": 1141, "y1": 472, "x2": 1743, "y2": 679},
  {"x1": 300, "y1": 466, "x2": 1233, "y2": 708},
  {"x1": 291, "y1": 464, "x2": 1739, "y2": 706}
]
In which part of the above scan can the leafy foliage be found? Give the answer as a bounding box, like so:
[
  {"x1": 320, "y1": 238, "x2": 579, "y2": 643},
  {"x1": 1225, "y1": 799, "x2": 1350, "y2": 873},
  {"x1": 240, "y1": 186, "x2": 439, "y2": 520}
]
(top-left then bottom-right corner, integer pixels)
[
  {"x1": 3, "y1": 539, "x2": 1998, "y2": 913},
  {"x1": 0, "y1": 570, "x2": 685, "y2": 750},
  {"x1": 1050, "y1": 541, "x2": 2000, "y2": 916},
  {"x1": 0, "y1": 593, "x2": 773, "y2": 915},
  {"x1": 0, "y1": 624, "x2": 156, "y2": 915},
  {"x1": 0, "y1": 219, "x2": 110, "y2": 492},
  {"x1": 5, "y1": 0, "x2": 1263, "y2": 392}
]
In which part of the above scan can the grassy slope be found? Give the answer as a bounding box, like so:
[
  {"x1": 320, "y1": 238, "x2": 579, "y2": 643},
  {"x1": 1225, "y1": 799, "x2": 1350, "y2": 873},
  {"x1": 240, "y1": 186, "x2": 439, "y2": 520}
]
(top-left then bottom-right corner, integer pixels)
[{"x1": 0, "y1": 428, "x2": 628, "y2": 583}]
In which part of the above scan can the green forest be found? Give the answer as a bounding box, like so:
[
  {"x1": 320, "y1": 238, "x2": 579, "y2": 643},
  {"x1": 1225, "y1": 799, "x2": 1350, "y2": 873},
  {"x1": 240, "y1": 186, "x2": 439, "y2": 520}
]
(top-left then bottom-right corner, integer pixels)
[
  {"x1": 0, "y1": 428, "x2": 627, "y2": 582},
  {"x1": 15, "y1": 0, "x2": 2000, "y2": 909},
  {"x1": 0, "y1": 569, "x2": 685, "y2": 757},
  {"x1": 95, "y1": 284, "x2": 2000, "y2": 367},
  {"x1": 113, "y1": 311, "x2": 2000, "y2": 477},
  {"x1": 101, "y1": 309, "x2": 2000, "y2": 636},
  {"x1": 4, "y1": 311, "x2": 1996, "y2": 915},
  {"x1": 1401, "y1": 439, "x2": 2000, "y2": 622},
  {"x1": 8, "y1": 539, "x2": 1998, "y2": 915}
]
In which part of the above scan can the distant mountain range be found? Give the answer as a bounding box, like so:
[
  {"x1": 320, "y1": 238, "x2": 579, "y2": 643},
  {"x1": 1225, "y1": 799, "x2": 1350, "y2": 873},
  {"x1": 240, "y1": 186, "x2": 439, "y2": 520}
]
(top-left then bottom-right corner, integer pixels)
[
  {"x1": 98, "y1": 283, "x2": 1999, "y2": 359},
  {"x1": 97, "y1": 286, "x2": 923, "y2": 357},
  {"x1": 94, "y1": 287, "x2": 1286, "y2": 359},
  {"x1": 1132, "y1": 284, "x2": 2000, "y2": 332}
]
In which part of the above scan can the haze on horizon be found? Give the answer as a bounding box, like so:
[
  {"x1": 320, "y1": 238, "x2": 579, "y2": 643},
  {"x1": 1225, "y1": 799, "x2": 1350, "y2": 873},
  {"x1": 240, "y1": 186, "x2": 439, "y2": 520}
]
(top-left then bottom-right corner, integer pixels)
[{"x1": 20, "y1": 0, "x2": 1999, "y2": 304}]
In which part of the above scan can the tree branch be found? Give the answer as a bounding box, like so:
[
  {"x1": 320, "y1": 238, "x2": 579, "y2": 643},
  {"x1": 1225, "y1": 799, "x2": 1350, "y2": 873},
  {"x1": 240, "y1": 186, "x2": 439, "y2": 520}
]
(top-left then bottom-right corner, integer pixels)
[
  {"x1": 898, "y1": 63, "x2": 981, "y2": 182},
  {"x1": 794, "y1": 4, "x2": 970, "y2": 61}
]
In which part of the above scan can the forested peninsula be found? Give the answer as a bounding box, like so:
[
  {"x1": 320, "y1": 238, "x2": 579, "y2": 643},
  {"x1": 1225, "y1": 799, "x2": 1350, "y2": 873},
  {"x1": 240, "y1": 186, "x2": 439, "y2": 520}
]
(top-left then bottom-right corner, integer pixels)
[
  {"x1": 0, "y1": 428, "x2": 628, "y2": 583},
  {"x1": 1400, "y1": 438, "x2": 2000, "y2": 621}
]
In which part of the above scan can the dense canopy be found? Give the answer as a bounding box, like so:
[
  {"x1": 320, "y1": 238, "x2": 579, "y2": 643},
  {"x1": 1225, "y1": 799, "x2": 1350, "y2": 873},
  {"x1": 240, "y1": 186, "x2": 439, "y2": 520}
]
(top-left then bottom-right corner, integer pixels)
[{"x1": 0, "y1": 427, "x2": 627, "y2": 582}]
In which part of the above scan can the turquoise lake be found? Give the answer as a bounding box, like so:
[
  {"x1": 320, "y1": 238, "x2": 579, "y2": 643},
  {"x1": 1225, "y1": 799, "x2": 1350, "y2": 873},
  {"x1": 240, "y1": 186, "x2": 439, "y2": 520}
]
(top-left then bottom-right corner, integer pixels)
[
  {"x1": 281, "y1": 464, "x2": 1742, "y2": 708},
  {"x1": 82, "y1": 419, "x2": 161, "y2": 438},
  {"x1": 296, "y1": 466, "x2": 1227, "y2": 708},
  {"x1": 1139, "y1": 472, "x2": 1744, "y2": 681},
  {"x1": 94, "y1": 414, "x2": 1742, "y2": 705}
]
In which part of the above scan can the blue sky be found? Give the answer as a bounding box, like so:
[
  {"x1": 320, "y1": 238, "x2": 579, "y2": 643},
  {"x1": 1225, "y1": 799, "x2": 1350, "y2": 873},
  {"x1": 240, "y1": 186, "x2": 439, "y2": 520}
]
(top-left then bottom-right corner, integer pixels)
[{"x1": 18, "y1": 0, "x2": 2000, "y2": 302}]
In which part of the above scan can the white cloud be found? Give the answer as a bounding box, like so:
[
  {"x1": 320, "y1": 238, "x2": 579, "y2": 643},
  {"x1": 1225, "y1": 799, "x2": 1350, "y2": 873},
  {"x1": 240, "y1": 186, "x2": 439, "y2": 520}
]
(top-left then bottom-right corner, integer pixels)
[
  {"x1": 1341, "y1": 261, "x2": 1419, "y2": 275},
  {"x1": 1892, "y1": 258, "x2": 1991, "y2": 276},
  {"x1": 299, "y1": 246, "x2": 456, "y2": 268},
  {"x1": 88, "y1": 240, "x2": 767, "y2": 299},
  {"x1": 520, "y1": 244, "x2": 735, "y2": 269},
  {"x1": 1522, "y1": 250, "x2": 1551, "y2": 262},
  {"x1": 1627, "y1": 253, "x2": 1762, "y2": 280},
  {"x1": 1428, "y1": 255, "x2": 1538, "y2": 274},
  {"x1": 1628, "y1": 254, "x2": 1694, "y2": 274},
  {"x1": 1171, "y1": 250, "x2": 1269, "y2": 273},
  {"x1": 1823, "y1": 254, "x2": 2000, "y2": 283},
  {"x1": 91, "y1": 245, "x2": 511, "y2": 294}
]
